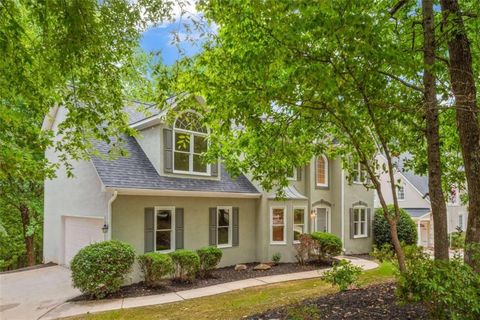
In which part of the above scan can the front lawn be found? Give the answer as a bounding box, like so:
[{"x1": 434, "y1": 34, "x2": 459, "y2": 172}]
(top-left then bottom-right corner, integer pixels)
[{"x1": 67, "y1": 262, "x2": 396, "y2": 320}]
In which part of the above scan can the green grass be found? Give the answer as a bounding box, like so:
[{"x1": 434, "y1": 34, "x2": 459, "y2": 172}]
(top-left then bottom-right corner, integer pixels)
[{"x1": 67, "y1": 262, "x2": 396, "y2": 320}]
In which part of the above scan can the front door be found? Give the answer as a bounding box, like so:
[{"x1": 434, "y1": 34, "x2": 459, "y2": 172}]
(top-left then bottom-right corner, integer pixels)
[{"x1": 315, "y1": 207, "x2": 330, "y2": 232}]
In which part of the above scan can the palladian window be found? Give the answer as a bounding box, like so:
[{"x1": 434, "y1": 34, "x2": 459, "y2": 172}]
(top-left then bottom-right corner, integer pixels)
[
  {"x1": 316, "y1": 155, "x2": 328, "y2": 187},
  {"x1": 173, "y1": 112, "x2": 209, "y2": 174}
]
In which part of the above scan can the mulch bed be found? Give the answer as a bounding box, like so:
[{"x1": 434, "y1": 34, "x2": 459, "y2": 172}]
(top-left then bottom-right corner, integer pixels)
[
  {"x1": 69, "y1": 261, "x2": 330, "y2": 302},
  {"x1": 248, "y1": 282, "x2": 428, "y2": 320}
]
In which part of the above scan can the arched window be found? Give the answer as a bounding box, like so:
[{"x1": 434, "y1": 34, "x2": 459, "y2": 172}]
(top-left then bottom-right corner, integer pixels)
[
  {"x1": 316, "y1": 155, "x2": 328, "y2": 187},
  {"x1": 173, "y1": 112, "x2": 209, "y2": 174}
]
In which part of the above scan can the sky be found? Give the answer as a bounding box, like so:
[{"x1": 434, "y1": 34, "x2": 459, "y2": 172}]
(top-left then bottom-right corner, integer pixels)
[{"x1": 140, "y1": 2, "x2": 204, "y2": 65}]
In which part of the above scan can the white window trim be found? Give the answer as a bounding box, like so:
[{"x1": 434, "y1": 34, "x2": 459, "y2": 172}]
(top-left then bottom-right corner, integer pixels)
[
  {"x1": 352, "y1": 162, "x2": 367, "y2": 184},
  {"x1": 270, "y1": 206, "x2": 287, "y2": 245},
  {"x1": 397, "y1": 184, "x2": 405, "y2": 201},
  {"x1": 172, "y1": 113, "x2": 211, "y2": 176},
  {"x1": 316, "y1": 155, "x2": 329, "y2": 187},
  {"x1": 353, "y1": 206, "x2": 368, "y2": 239},
  {"x1": 154, "y1": 206, "x2": 176, "y2": 253},
  {"x1": 293, "y1": 206, "x2": 307, "y2": 244},
  {"x1": 217, "y1": 206, "x2": 233, "y2": 248},
  {"x1": 313, "y1": 206, "x2": 331, "y2": 233}
]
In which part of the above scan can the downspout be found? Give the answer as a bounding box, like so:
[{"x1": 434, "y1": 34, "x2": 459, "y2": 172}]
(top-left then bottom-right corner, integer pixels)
[
  {"x1": 341, "y1": 169, "x2": 346, "y2": 252},
  {"x1": 106, "y1": 190, "x2": 118, "y2": 241}
]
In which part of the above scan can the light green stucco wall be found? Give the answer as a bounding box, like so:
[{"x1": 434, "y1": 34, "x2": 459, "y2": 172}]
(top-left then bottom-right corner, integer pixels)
[{"x1": 111, "y1": 195, "x2": 259, "y2": 268}]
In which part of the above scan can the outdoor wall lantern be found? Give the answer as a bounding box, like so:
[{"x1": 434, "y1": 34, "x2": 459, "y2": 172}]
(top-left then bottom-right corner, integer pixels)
[{"x1": 102, "y1": 224, "x2": 109, "y2": 234}]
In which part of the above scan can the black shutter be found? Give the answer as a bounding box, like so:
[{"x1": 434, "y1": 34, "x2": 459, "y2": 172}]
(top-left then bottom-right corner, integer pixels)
[
  {"x1": 296, "y1": 167, "x2": 302, "y2": 181},
  {"x1": 175, "y1": 208, "x2": 184, "y2": 249},
  {"x1": 209, "y1": 207, "x2": 217, "y2": 246},
  {"x1": 350, "y1": 208, "x2": 355, "y2": 239},
  {"x1": 232, "y1": 207, "x2": 239, "y2": 246},
  {"x1": 144, "y1": 208, "x2": 155, "y2": 252},
  {"x1": 163, "y1": 128, "x2": 173, "y2": 173},
  {"x1": 211, "y1": 162, "x2": 219, "y2": 177}
]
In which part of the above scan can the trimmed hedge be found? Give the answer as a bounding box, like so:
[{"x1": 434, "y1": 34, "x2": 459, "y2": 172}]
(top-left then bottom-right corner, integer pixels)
[
  {"x1": 373, "y1": 205, "x2": 417, "y2": 247},
  {"x1": 197, "y1": 246, "x2": 222, "y2": 278},
  {"x1": 311, "y1": 232, "x2": 342, "y2": 261},
  {"x1": 169, "y1": 249, "x2": 200, "y2": 282},
  {"x1": 138, "y1": 252, "x2": 174, "y2": 287},
  {"x1": 70, "y1": 240, "x2": 135, "y2": 299}
]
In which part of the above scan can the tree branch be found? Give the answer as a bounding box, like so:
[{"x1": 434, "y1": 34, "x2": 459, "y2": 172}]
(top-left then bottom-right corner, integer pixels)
[{"x1": 378, "y1": 70, "x2": 424, "y2": 92}]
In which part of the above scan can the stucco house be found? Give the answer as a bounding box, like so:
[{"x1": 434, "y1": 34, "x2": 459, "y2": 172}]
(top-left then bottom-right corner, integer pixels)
[
  {"x1": 375, "y1": 154, "x2": 468, "y2": 247},
  {"x1": 43, "y1": 101, "x2": 374, "y2": 280}
]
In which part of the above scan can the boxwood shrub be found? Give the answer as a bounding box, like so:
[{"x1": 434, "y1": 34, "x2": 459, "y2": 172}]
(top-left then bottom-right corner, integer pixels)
[
  {"x1": 138, "y1": 252, "x2": 174, "y2": 287},
  {"x1": 373, "y1": 205, "x2": 417, "y2": 248},
  {"x1": 196, "y1": 246, "x2": 222, "y2": 278},
  {"x1": 169, "y1": 249, "x2": 200, "y2": 282},
  {"x1": 70, "y1": 240, "x2": 135, "y2": 299},
  {"x1": 311, "y1": 232, "x2": 342, "y2": 261}
]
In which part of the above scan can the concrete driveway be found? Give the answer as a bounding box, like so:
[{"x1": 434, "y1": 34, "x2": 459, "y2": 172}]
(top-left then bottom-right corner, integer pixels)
[{"x1": 0, "y1": 265, "x2": 79, "y2": 320}]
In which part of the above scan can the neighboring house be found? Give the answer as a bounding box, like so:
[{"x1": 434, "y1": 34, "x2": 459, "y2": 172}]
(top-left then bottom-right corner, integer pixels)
[
  {"x1": 375, "y1": 154, "x2": 468, "y2": 247},
  {"x1": 43, "y1": 101, "x2": 374, "y2": 281}
]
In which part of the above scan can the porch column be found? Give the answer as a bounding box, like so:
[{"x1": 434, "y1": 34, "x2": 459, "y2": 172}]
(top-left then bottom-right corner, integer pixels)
[{"x1": 417, "y1": 221, "x2": 421, "y2": 246}]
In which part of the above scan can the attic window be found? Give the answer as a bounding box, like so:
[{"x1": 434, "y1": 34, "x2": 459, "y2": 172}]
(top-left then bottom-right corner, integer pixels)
[{"x1": 173, "y1": 112, "x2": 209, "y2": 175}]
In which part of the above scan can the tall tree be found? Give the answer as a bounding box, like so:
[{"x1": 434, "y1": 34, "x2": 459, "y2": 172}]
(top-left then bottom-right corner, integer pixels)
[
  {"x1": 439, "y1": 0, "x2": 480, "y2": 271},
  {"x1": 0, "y1": 0, "x2": 172, "y2": 266},
  {"x1": 163, "y1": 0, "x2": 432, "y2": 272},
  {"x1": 421, "y1": 0, "x2": 449, "y2": 260}
]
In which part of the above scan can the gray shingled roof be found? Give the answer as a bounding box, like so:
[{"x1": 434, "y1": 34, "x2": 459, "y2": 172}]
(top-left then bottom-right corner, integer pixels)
[
  {"x1": 404, "y1": 208, "x2": 431, "y2": 218},
  {"x1": 124, "y1": 101, "x2": 161, "y2": 125},
  {"x1": 395, "y1": 154, "x2": 430, "y2": 198},
  {"x1": 91, "y1": 136, "x2": 259, "y2": 194}
]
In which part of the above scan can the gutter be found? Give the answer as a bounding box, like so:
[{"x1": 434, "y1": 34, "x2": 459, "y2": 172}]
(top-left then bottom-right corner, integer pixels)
[
  {"x1": 105, "y1": 187, "x2": 261, "y2": 199},
  {"x1": 106, "y1": 190, "x2": 118, "y2": 240}
]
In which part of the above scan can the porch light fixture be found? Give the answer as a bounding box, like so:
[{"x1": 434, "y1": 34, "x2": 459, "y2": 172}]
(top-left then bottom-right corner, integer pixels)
[
  {"x1": 310, "y1": 210, "x2": 316, "y2": 218},
  {"x1": 102, "y1": 224, "x2": 109, "y2": 234}
]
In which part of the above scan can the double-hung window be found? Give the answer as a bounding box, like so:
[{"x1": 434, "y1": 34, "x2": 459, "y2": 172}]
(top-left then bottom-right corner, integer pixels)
[
  {"x1": 352, "y1": 162, "x2": 367, "y2": 184},
  {"x1": 293, "y1": 207, "x2": 306, "y2": 242},
  {"x1": 316, "y1": 155, "x2": 328, "y2": 187},
  {"x1": 173, "y1": 112, "x2": 209, "y2": 175},
  {"x1": 155, "y1": 207, "x2": 175, "y2": 252},
  {"x1": 353, "y1": 206, "x2": 367, "y2": 238},
  {"x1": 397, "y1": 185, "x2": 405, "y2": 200},
  {"x1": 271, "y1": 207, "x2": 286, "y2": 244},
  {"x1": 217, "y1": 206, "x2": 232, "y2": 247}
]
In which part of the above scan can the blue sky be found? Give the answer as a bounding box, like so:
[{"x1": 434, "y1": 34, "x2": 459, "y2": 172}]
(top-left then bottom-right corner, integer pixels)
[
  {"x1": 140, "y1": 1, "x2": 205, "y2": 66},
  {"x1": 140, "y1": 24, "x2": 200, "y2": 65}
]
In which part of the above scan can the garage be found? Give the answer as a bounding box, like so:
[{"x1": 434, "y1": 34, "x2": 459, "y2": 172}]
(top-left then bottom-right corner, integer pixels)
[{"x1": 63, "y1": 216, "x2": 104, "y2": 265}]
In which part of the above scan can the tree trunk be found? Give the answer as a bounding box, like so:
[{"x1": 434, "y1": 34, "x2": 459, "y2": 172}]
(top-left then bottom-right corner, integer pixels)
[
  {"x1": 20, "y1": 204, "x2": 35, "y2": 266},
  {"x1": 439, "y1": 0, "x2": 480, "y2": 272},
  {"x1": 422, "y1": 0, "x2": 450, "y2": 261}
]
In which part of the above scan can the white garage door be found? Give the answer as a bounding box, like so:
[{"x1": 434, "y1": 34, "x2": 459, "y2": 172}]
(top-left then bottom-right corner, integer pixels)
[{"x1": 64, "y1": 216, "x2": 104, "y2": 265}]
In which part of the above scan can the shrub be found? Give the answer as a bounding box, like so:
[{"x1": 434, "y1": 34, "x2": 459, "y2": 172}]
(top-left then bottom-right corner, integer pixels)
[
  {"x1": 450, "y1": 227, "x2": 465, "y2": 249},
  {"x1": 272, "y1": 252, "x2": 281, "y2": 264},
  {"x1": 70, "y1": 240, "x2": 135, "y2": 299},
  {"x1": 323, "y1": 259, "x2": 363, "y2": 291},
  {"x1": 294, "y1": 234, "x2": 318, "y2": 265},
  {"x1": 197, "y1": 246, "x2": 222, "y2": 278},
  {"x1": 370, "y1": 243, "x2": 395, "y2": 262},
  {"x1": 138, "y1": 253, "x2": 174, "y2": 287},
  {"x1": 397, "y1": 256, "x2": 480, "y2": 319},
  {"x1": 169, "y1": 249, "x2": 200, "y2": 282},
  {"x1": 373, "y1": 206, "x2": 417, "y2": 248},
  {"x1": 311, "y1": 232, "x2": 342, "y2": 261}
]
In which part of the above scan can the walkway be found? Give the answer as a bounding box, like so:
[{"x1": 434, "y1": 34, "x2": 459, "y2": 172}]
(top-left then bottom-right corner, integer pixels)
[{"x1": 39, "y1": 256, "x2": 377, "y2": 320}]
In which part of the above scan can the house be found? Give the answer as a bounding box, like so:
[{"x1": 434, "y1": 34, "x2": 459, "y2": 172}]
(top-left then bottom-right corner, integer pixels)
[
  {"x1": 43, "y1": 101, "x2": 374, "y2": 281},
  {"x1": 375, "y1": 154, "x2": 468, "y2": 247}
]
